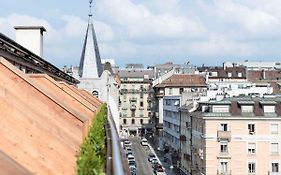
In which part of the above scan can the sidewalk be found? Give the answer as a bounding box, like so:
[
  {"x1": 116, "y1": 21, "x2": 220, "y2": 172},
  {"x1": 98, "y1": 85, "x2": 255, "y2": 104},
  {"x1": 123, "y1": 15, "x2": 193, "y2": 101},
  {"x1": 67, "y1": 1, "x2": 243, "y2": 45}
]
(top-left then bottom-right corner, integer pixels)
[{"x1": 148, "y1": 136, "x2": 180, "y2": 175}]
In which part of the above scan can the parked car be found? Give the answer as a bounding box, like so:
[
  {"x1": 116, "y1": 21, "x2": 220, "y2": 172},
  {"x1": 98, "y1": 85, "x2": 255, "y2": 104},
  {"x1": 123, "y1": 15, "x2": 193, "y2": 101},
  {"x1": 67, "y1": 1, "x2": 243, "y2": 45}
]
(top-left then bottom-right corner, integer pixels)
[
  {"x1": 148, "y1": 153, "x2": 156, "y2": 162},
  {"x1": 126, "y1": 147, "x2": 133, "y2": 156},
  {"x1": 154, "y1": 165, "x2": 166, "y2": 175},
  {"x1": 123, "y1": 140, "x2": 132, "y2": 149},
  {"x1": 141, "y1": 138, "x2": 148, "y2": 146},
  {"x1": 151, "y1": 158, "x2": 158, "y2": 166},
  {"x1": 127, "y1": 154, "x2": 135, "y2": 162},
  {"x1": 128, "y1": 160, "x2": 137, "y2": 169},
  {"x1": 152, "y1": 163, "x2": 162, "y2": 171},
  {"x1": 129, "y1": 166, "x2": 137, "y2": 175}
]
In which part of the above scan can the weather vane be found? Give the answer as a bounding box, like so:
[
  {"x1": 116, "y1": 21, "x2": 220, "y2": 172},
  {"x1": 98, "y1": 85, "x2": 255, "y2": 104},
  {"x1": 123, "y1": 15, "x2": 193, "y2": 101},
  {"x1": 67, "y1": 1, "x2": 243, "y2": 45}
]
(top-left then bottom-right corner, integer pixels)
[{"x1": 89, "y1": 0, "x2": 93, "y2": 17}]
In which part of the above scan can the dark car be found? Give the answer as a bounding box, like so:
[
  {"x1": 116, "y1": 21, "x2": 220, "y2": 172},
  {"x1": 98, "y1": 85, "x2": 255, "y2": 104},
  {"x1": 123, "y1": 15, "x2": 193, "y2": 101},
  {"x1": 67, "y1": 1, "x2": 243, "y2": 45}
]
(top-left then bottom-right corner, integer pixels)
[
  {"x1": 128, "y1": 160, "x2": 137, "y2": 169},
  {"x1": 153, "y1": 164, "x2": 164, "y2": 174},
  {"x1": 129, "y1": 166, "x2": 137, "y2": 175},
  {"x1": 148, "y1": 153, "x2": 156, "y2": 162}
]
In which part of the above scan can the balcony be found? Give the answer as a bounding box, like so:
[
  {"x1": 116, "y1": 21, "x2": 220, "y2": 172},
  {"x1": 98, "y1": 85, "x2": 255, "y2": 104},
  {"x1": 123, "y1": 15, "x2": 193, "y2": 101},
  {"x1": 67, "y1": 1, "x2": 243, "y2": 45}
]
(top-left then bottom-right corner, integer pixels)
[
  {"x1": 183, "y1": 153, "x2": 191, "y2": 161},
  {"x1": 130, "y1": 105, "x2": 136, "y2": 110},
  {"x1": 217, "y1": 170, "x2": 231, "y2": 175},
  {"x1": 180, "y1": 135, "x2": 187, "y2": 141},
  {"x1": 129, "y1": 97, "x2": 137, "y2": 102},
  {"x1": 217, "y1": 131, "x2": 231, "y2": 142}
]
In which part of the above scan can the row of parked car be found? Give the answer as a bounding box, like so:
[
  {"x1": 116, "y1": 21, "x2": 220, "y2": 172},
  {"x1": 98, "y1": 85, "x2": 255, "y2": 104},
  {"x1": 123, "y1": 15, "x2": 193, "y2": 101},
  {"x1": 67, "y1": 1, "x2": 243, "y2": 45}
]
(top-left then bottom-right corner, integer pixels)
[
  {"x1": 148, "y1": 153, "x2": 166, "y2": 175},
  {"x1": 123, "y1": 139, "x2": 137, "y2": 175}
]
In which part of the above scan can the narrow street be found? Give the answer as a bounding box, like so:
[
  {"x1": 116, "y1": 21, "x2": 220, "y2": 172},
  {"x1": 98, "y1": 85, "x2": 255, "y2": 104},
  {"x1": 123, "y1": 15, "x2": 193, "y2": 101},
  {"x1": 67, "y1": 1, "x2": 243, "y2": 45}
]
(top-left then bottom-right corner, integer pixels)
[{"x1": 129, "y1": 137, "x2": 154, "y2": 175}]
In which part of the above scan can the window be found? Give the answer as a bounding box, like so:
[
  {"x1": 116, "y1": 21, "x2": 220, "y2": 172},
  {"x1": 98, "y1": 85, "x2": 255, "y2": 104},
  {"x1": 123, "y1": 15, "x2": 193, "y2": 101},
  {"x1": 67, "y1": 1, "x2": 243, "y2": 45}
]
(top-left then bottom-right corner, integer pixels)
[
  {"x1": 140, "y1": 119, "x2": 143, "y2": 124},
  {"x1": 248, "y1": 143, "x2": 256, "y2": 154},
  {"x1": 272, "y1": 163, "x2": 279, "y2": 172},
  {"x1": 238, "y1": 72, "x2": 242, "y2": 77},
  {"x1": 248, "y1": 162, "x2": 256, "y2": 173},
  {"x1": 220, "y1": 123, "x2": 228, "y2": 131},
  {"x1": 166, "y1": 100, "x2": 171, "y2": 105},
  {"x1": 264, "y1": 105, "x2": 275, "y2": 113},
  {"x1": 248, "y1": 124, "x2": 255, "y2": 134},
  {"x1": 132, "y1": 119, "x2": 135, "y2": 125},
  {"x1": 169, "y1": 88, "x2": 172, "y2": 95},
  {"x1": 220, "y1": 142, "x2": 228, "y2": 153},
  {"x1": 228, "y1": 72, "x2": 232, "y2": 77},
  {"x1": 140, "y1": 101, "x2": 143, "y2": 107},
  {"x1": 92, "y1": 90, "x2": 99, "y2": 98},
  {"x1": 242, "y1": 105, "x2": 253, "y2": 113},
  {"x1": 123, "y1": 119, "x2": 127, "y2": 124},
  {"x1": 271, "y1": 124, "x2": 279, "y2": 135},
  {"x1": 271, "y1": 143, "x2": 279, "y2": 154},
  {"x1": 220, "y1": 162, "x2": 228, "y2": 174},
  {"x1": 140, "y1": 93, "x2": 144, "y2": 99},
  {"x1": 180, "y1": 88, "x2": 184, "y2": 94}
]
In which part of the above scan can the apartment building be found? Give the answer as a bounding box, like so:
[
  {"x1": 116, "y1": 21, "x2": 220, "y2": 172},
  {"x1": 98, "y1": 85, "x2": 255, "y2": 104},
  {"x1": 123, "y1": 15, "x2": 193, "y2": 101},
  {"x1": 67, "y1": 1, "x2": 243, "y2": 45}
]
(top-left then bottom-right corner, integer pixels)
[
  {"x1": 180, "y1": 96, "x2": 281, "y2": 175},
  {"x1": 117, "y1": 67, "x2": 154, "y2": 135},
  {"x1": 159, "y1": 75, "x2": 207, "y2": 153}
]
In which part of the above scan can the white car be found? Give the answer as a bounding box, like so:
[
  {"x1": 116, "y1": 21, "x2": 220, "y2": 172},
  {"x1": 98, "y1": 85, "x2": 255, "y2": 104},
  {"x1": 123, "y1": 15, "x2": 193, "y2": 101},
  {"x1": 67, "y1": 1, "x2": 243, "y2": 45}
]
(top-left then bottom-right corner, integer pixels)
[
  {"x1": 141, "y1": 138, "x2": 148, "y2": 146},
  {"x1": 127, "y1": 154, "x2": 135, "y2": 162}
]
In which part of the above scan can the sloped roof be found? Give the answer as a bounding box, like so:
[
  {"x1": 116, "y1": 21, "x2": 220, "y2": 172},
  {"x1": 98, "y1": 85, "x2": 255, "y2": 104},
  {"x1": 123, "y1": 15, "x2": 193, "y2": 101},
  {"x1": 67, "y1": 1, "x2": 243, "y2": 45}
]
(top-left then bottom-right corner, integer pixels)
[
  {"x1": 59, "y1": 82, "x2": 102, "y2": 109},
  {"x1": 117, "y1": 69, "x2": 154, "y2": 79},
  {"x1": 29, "y1": 74, "x2": 96, "y2": 121},
  {"x1": 78, "y1": 16, "x2": 103, "y2": 78},
  {"x1": 0, "y1": 150, "x2": 32, "y2": 175},
  {"x1": 198, "y1": 66, "x2": 246, "y2": 78},
  {"x1": 156, "y1": 74, "x2": 207, "y2": 87},
  {"x1": 77, "y1": 88, "x2": 103, "y2": 105},
  {"x1": 0, "y1": 58, "x2": 95, "y2": 174},
  {"x1": 248, "y1": 70, "x2": 281, "y2": 81},
  {"x1": 0, "y1": 32, "x2": 79, "y2": 85}
]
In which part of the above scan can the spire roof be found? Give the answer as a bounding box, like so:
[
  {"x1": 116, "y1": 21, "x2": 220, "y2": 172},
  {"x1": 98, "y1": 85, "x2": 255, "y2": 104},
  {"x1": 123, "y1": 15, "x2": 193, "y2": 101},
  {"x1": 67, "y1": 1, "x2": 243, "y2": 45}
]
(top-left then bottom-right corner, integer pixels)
[{"x1": 78, "y1": 4, "x2": 103, "y2": 79}]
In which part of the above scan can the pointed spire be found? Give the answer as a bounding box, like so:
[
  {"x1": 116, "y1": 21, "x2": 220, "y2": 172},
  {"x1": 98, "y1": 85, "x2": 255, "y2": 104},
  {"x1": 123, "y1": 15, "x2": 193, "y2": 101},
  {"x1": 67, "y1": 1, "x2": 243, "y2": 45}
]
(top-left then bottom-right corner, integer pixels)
[{"x1": 78, "y1": 0, "x2": 103, "y2": 78}]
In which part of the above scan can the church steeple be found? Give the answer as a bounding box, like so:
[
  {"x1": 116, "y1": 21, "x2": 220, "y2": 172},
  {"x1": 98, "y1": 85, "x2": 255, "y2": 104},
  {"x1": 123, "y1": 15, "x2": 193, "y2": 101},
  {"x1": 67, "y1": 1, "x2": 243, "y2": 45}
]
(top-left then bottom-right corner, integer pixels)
[{"x1": 79, "y1": 0, "x2": 103, "y2": 78}]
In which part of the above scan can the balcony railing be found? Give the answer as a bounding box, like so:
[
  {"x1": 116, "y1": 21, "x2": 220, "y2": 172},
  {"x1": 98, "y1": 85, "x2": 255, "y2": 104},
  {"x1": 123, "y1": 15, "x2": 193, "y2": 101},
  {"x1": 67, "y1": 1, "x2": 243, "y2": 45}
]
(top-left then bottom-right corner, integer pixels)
[
  {"x1": 106, "y1": 107, "x2": 125, "y2": 175},
  {"x1": 129, "y1": 97, "x2": 137, "y2": 102},
  {"x1": 130, "y1": 105, "x2": 136, "y2": 110},
  {"x1": 217, "y1": 131, "x2": 231, "y2": 141},
  {"x1": 217, "y1": 170, "x2": 231, "y2": 175}
]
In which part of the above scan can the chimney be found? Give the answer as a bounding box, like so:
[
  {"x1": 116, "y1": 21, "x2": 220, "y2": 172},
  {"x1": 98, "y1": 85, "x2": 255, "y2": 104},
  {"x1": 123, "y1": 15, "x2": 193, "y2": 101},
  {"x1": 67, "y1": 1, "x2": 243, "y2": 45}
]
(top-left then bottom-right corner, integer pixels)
[{"x1": 14, "y1": 26, "x2": 46, "y2": 58}]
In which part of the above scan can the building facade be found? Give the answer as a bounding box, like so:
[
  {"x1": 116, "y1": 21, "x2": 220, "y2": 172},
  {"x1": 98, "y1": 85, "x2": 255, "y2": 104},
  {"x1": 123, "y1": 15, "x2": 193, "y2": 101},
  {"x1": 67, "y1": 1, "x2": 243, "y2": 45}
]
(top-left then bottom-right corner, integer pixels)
[
  {"x1": 118, "y1": 68, "x2": 154, "y2": 135},
  {"x1": 181, "y1": 96, "x2": 281, "y2": 175}
]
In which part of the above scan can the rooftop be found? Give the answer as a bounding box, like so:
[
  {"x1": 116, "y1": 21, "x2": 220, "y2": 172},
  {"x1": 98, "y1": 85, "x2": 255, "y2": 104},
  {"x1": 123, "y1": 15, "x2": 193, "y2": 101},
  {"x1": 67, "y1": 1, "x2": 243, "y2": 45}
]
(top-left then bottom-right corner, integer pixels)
[{"x1": 156, "y1": 74, "x2": 206, "y2": 88}]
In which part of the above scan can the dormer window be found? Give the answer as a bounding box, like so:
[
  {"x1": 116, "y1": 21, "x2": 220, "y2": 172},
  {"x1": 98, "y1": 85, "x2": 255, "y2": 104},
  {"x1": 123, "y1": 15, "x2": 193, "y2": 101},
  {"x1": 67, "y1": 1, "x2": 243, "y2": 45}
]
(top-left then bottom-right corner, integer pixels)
[
  {"x1": 212, "y1": 105, "x2": 230, "y2": 113},
  {"x1": 227, "y1": 72, "x2": 232, "y2": 77},
  {"x1": 238, "y1": 72, "x2": 242, "y2": 77},
  {"x1": 260, "y1": 100, "x2": 277, "y2": 114},
  {"x1": 263, "y1": 105, "x2": 275, "y2": 113},
  {"x1": 241, "y1": 105, "x2": 253, "y2": 113}
]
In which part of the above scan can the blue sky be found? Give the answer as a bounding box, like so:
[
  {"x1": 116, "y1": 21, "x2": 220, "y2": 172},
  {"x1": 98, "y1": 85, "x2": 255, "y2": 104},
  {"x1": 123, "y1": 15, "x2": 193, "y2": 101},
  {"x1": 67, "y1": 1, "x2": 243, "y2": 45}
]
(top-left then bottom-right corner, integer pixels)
[{"x1": 1, "y1": 0, "x2": 281, "y2": 68}]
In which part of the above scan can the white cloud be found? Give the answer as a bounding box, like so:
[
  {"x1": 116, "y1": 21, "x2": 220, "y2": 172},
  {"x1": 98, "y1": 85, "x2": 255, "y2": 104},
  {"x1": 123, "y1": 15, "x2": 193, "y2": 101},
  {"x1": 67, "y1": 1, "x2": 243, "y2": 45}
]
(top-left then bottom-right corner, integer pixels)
[
  {"x1": 97, "y1": 0, "x2": 206, "y2": 40},
  {"x1": 61, "y1": 15, "x2": 87, "y2": 38},
  {"x1": 213, "y1": 0, "x2": 281, "y2": 38}
]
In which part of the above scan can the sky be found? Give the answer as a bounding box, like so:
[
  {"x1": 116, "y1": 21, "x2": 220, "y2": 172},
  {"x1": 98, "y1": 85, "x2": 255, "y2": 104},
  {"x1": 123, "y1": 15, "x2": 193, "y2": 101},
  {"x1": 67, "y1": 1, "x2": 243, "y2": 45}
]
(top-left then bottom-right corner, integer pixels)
[{"x1": 1, "y1": 0, "x2": 281, "y2": 68}]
